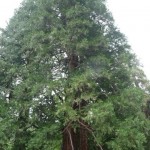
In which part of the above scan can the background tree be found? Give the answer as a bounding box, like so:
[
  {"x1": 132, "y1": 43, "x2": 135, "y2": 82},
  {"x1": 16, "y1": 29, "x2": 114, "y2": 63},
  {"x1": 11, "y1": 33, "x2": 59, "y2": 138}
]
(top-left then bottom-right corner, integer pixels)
[{"x1": 0, "y1": 0, "x2": 150, "y2": 149}]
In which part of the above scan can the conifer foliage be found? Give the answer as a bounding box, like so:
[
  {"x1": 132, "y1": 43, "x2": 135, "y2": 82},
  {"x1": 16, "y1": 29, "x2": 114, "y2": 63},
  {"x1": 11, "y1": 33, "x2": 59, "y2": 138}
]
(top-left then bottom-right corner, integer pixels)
[{"x1": 0, "y1": 0, "x2": 150, "y2": 149}]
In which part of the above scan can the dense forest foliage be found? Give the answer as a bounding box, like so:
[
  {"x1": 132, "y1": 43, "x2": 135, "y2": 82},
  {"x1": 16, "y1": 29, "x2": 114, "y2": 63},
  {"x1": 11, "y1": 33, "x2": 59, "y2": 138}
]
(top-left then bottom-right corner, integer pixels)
[{"x1": 0, "y1": 0, "x2": 150, "y2": 149}]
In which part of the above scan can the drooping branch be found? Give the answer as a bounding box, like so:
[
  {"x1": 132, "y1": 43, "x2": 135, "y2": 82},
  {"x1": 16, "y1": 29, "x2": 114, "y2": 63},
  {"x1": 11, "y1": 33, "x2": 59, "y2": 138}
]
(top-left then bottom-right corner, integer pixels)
[
  {"x1": 78, "y1": 120, "x2": 104, "y2": 150},
  {"x1": 67, "y1": 128, "x2": 74, "y2": 150}
]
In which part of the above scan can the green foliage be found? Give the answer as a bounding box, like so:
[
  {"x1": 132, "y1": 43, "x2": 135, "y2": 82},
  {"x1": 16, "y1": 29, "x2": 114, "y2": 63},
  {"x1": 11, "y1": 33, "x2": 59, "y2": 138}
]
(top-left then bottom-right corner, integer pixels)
[{"x1": 0, "y1": 0, "x2": 150, "y2": 149}]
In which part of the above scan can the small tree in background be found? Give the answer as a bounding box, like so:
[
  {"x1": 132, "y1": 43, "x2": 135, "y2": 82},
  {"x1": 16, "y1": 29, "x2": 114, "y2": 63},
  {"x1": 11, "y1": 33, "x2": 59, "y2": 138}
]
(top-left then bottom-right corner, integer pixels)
[{"x1": 0, "y1": 0, "x2": 150, "y2": 149}]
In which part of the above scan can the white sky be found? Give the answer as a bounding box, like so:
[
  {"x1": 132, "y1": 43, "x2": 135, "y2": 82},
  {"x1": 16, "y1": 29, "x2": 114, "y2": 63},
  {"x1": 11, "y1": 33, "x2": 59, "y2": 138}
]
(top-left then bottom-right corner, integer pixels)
[
  {"x1": 0, "y1": 0, "x2": 150, "y2": 79},
  {"x1": 107, "y1": 0, "x2": 150, "y2": 80}
]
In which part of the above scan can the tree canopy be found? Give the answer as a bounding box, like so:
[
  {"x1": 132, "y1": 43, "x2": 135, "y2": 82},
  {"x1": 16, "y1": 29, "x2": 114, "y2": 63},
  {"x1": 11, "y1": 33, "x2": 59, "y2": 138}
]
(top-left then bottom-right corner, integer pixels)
[{"x1": 0, "y1": 0, "x2": 150, "y2": 149}]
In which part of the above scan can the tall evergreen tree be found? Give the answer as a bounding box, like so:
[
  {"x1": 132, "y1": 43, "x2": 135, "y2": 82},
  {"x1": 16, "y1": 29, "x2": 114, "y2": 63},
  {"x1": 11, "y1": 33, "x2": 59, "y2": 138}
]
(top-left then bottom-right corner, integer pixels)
[{"x1": 0, "y1": 0, "x2": 150, "y2": 149}]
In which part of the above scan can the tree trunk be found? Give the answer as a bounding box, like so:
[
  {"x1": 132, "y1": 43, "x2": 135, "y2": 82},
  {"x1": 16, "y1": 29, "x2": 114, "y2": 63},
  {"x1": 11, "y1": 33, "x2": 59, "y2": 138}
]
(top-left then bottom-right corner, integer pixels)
[
  {"x1": 62, "y1": 124, "x2": 88, "y2": 150},
  {"x1": 62, "y1": 53, "x2": 88, "y2": 150},
  {"x1": 62, "y1": 127, "x2": 73, "y2": 150},
  {"x1": 80, "y1": 121, "x2": 88, "y2": 150}
]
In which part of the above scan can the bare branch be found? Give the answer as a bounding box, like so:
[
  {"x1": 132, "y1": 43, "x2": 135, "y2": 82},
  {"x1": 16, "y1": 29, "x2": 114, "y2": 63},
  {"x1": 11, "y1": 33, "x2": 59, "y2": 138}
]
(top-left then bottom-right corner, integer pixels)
[
  {"x1": 63, "y1": 121, "x2": 72, "y2": 133},
  {"x1": 67, "y1": 128, "x2": 74, "y2": 150},
  {"x1": 78, "y1": 120, "x2": 93, "y2": 132},
  {"x1": 78, "y1": 120, "x2": 103, "y2": 150}
]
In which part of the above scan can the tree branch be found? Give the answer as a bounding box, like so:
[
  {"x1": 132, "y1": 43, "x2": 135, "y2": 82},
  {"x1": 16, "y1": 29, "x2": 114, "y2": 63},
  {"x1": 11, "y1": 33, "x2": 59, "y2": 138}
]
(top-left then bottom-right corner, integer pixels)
[
  {"x1": 67, "y1": 128, "x2": 74, "y2": 150},
  {"x1": 78, "y1": 120, "x2": 103, "y2": 150}
]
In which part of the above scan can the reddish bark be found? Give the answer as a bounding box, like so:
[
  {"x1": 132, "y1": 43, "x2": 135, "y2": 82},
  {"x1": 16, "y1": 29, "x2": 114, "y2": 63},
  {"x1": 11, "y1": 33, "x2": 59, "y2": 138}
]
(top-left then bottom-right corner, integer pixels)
[
  {"x1": 62, "y1": 53, "x2": 88, "y2": 150},
  {"x1": 62, "y1": 127, "x2": 73, "y2": 150},
  {"x1": 80, "y1": 124, "x2": 88, "y2": 150},
  {"x1": 62, "y1": 124, "x2": 88, "y2": 150}
]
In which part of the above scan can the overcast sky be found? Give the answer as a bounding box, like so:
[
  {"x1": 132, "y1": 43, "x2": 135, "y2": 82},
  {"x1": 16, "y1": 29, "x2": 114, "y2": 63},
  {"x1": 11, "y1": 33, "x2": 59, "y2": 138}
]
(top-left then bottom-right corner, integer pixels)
[
  {"x1": 0, "y1": 0, "x2": 150, "y2": 79},
  {"x1": 107, "y1": 0, "x2": 150, "y2": 80}
]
